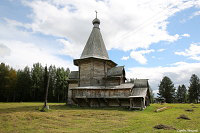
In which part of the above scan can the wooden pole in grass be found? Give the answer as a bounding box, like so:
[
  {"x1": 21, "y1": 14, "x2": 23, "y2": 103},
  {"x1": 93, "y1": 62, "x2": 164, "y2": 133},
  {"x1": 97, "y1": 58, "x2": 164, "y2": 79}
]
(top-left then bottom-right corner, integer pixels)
[{"x1": 42, "y1": 65, "x2": 50, "y2": 110}]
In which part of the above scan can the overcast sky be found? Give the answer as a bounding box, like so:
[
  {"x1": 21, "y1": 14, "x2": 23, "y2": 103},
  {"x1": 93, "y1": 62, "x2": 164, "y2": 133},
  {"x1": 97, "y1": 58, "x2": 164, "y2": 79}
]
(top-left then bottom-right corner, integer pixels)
[{"x1": 1, "y1": 0, "x2": 200, "y2": 95}]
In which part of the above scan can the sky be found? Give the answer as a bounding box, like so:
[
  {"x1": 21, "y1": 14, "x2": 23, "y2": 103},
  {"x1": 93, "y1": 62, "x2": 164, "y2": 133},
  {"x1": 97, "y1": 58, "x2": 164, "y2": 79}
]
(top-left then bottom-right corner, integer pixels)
[{"x1": 1, "y1": 0, "x2": 200, "y2": 95}]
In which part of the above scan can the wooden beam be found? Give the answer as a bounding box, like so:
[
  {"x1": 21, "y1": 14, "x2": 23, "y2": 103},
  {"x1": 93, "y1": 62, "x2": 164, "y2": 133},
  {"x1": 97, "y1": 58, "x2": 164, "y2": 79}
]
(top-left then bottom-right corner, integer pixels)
[{"x1": 72, "y1": 98, "x2": 79, "y2": 105}]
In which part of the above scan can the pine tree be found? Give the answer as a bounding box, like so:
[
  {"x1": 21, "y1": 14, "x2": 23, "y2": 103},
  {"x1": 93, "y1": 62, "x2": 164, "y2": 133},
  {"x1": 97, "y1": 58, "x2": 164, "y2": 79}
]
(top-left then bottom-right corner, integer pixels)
[
  {"x1": 7, "y1": 68, "x2": 17, "y2": 102},
  {"x1": 31, "y1": 63, "x2": 44, "y2": 101},
  {"x1": 188, "y1": 74, "x2": 200, "y2": 103},
  {"x1": 176, "y1": 84, "x2": 187, "y2": 103},
  {"x1": 0, "y1": 63, "x2": 10, "y2": 101},
  {"x1": 158, "y1": 76, "x2": 176, "y2": 103},
  {"x1": 55, "y1": 68, "x2": 69, "y2": 102},
  {"x1": 0, "y1": 63, "x2": 17, "y2": 102},
  {"x1": 16, "y1": 66, "x2": 32, "y2": 102},
  {"x1": 48, "y1": 65, "x2": 57, "y2": 102}
]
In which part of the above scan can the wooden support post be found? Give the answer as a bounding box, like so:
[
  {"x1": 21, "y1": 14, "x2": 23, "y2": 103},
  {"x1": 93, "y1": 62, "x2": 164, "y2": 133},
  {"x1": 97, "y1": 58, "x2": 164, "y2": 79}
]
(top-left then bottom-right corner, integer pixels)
[
  {"x1": 97, "y1": 98, "x2": 101, "y2": 107},
  {"x1": 78, "y1": 66, "x2": 80, "y2": 87},
  {"x1": 141, "y1": 98, "x2": 143, "y2": 110},
  {"x1": 143, "y1": 97, "x2": 146, "y2": 109},
  {"x1": 116, "y1": 98, "x2": 121, "y2": 106},
  {"x1": 84, "y1": 98, "x2": 90, "y2": 107},
  {"x1": 103, "y1": 98, "x2": 109, "y2": 106},
  {"x1": 130, "y1": 98, "x2": 133, "y2": 109}
]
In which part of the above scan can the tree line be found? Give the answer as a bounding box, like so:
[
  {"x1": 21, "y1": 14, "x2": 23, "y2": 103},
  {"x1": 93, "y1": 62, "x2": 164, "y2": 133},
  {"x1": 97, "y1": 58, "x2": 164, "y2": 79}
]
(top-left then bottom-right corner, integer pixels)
[
  {"x1": 0, "y1": 62, "x2": 70, "y2": 102},
  {"x1": 158, "y1": 74, "x2": 200, "y2": 103},
  {"x1": 1, "y1": 62, "x2": 199, "y2": 103}
]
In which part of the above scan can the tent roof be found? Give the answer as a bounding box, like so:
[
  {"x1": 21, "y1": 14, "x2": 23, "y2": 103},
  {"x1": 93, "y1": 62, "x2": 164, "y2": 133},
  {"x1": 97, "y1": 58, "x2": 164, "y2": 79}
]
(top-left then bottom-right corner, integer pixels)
[{"x1": 80, "y1": 17, "x2": 109, "y2": 60}]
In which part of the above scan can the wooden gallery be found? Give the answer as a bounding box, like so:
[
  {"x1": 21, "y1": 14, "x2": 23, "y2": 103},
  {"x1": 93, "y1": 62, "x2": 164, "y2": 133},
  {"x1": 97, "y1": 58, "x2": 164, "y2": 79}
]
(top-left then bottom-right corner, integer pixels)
[{"x1": 67, "y1": 16, "x2": 150, "y2": 110}]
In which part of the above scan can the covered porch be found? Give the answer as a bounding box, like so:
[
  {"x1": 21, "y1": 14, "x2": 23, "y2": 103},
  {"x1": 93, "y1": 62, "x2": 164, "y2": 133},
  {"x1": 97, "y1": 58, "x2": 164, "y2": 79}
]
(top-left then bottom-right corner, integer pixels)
[
  {"x1": 129, "y1": 96, "x2": 150, "y2": 110},
  {"x1": 129, "y1": 86, "x2": 150, "y2": 110}
]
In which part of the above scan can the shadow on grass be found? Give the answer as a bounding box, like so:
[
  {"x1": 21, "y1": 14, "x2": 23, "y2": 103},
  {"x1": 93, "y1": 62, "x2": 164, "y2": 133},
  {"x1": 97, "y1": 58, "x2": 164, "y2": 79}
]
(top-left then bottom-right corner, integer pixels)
[
  {"x1": 57, "y1": 105, "x2": 133, "y2": 111},
  {"x1": 0, "y1": 105, "x2": 41, "y2": 114},
  {"x1": 0, "y1": 104, "x2": 136, "y2": 114}
]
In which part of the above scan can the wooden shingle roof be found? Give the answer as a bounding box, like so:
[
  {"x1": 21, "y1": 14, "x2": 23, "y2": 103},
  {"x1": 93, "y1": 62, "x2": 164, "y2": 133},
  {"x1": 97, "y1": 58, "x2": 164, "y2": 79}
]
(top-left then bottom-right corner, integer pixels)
[
  {"x1": 130, "y1": 88, "x2": 148, "y2": 98},
  {"x1": 80, "y1": 18, "x2": 109, "y2": 60},
  {"x1": 69, "y1": 71, "x2": 79, "y2": 79},
  {"x1": 133, "y1": 79, "x2": 149, "y2": 88},
  {"x1": 107, "y1": 66, "x2": 124, "y2": 77}
]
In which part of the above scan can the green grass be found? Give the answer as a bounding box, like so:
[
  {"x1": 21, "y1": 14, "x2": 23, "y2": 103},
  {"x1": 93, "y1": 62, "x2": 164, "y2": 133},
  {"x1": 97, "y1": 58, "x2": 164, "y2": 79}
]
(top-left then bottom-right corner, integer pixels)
[{"x1": 0, "y1": 103, "x2": 199, "y2": 133}]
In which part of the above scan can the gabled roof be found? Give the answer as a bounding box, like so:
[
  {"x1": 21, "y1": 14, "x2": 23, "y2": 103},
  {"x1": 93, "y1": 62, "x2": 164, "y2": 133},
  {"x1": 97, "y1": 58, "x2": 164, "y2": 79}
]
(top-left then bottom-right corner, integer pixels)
[
  {"x1": 107, "y1": 66, "x2": 124, "y2": 77},
  {"x1": 69, "y1": 71, "x2": 79, "y2": 79},
  {"x1": 130, "y1": 88, "x2": 148, "y2": 98},
  {"x1": 80, "y1": 18, "x2": 109, "y2": 60},
  {"x1": 129, "y1": 79, "x2": 149, "y2": 98},
  {"x1": 133, "y1": 79, "x2": 149, "y2": 88}
]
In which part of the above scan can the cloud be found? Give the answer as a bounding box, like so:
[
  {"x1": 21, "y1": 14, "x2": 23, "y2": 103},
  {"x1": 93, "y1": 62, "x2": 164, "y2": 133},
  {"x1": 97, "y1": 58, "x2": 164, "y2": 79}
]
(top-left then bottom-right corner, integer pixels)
[
  {"x1": 189, "y1": 10, "x2": 200, "y2": 19},
  {"x1": 58, "y1": 39, "x2": 83, "y2": 59},
  {"x1": 0, "y1": 40, "x2": 76, "y2": 70},
  {"x1": 0, "y1": 43, "x2": 11, "y2": 57},
  {"x1": 153, "y1": 89, "x2": 159, "y2": 95},
  {"x1": 14, "y1": 0, "x2": 198, "y2": 58},
  {"x1": 175, "y1": 43, "x2": 200, "y2": 61},
  {"x1": 157, "y1": 49, "x2": 165, "y2": 52},
  {"x1": 121, "y1": 56, "x2": 129, "y2": 60},
  {"x1": 182, "y1": 33, "x2": 190, "y2": 37},
  {"x1": 130, "y1": 49, "x2": 154, "y2": 64},
  {"x1": 3, "y1": 18, "x2": 28, "y2": 28},
  {"x1": 126, "y1": 62, "x2": 200, "y2": 95},
  {"x1": 181, "y1": 10, "x2": 200, "y2": 23},
  {"x1": 0, "y1": 20, "x2": 77, "y2": 70}
]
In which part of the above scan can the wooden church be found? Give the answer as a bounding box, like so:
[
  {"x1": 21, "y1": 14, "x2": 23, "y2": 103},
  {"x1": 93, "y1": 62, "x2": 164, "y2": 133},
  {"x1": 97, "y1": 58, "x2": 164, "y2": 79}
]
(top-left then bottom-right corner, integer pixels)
[{"x1": 67, "y1": 16, "x2": 150, "y2": 110}]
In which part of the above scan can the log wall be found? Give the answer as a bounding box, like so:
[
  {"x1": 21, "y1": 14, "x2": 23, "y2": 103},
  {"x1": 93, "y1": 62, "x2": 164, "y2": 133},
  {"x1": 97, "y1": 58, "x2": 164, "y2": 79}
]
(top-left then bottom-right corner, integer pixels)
[
  {"x1": 67, "y1": 83, "x2": 78, "y2": 105},
  {"x1": 79, "y1": 59, "x2": 114, "y2": 86},
  {"x1": 71, "y1": 88, "x2": 131, "y2": 98}
]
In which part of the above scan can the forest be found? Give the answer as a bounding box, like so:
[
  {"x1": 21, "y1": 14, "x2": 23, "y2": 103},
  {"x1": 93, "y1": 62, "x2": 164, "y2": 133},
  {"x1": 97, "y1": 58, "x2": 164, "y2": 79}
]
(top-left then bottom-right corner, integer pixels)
[{"x1": 0, "y1": 62, "x2": 70, "y2": 102}]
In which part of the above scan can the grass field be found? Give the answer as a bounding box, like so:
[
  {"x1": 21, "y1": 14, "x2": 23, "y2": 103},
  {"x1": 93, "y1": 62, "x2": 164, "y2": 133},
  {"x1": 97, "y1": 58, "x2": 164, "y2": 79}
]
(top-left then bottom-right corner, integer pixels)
[{"x1": 0, "y1": 103, "x2": 199, "y2": 133}]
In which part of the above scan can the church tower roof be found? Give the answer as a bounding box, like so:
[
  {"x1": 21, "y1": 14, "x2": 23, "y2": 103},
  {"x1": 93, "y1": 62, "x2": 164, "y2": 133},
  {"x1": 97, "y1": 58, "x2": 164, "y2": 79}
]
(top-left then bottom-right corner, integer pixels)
[{"x1": 80, "y1": 14, "x2": 109, "y2": 60}]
